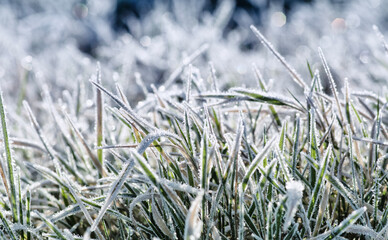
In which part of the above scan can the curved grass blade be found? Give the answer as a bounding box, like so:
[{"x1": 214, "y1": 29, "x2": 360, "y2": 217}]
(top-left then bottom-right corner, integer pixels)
[
  {"x1": 137, "y1": 131, "x2": 181, "y2": 154},
  {"x1": 0, "y1": 138, "x2": 45, "y2": 152},
  {"x1": 34, "y1": 211, "x2": 68, "y2": 240},
  {"x1": 91, "y1": 131, "x2": 180, "y2": 231},
  {"x1": 321, "y1": 207, "x2": 366, "y2": 240}
]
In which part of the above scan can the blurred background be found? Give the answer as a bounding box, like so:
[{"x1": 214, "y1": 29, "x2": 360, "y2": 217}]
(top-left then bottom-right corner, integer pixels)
[{"x1": 0, "y1": 0, "x2": 387, "y2": 106}]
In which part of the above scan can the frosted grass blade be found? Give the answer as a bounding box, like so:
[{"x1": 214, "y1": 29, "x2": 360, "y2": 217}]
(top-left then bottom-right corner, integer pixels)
[
  {"x1": 321, "y1": 207, "x2": 366, "y2": 240},
  {"x1": 65, "y1": 178, "x2": 105, "y2": 240},
  {"x1": 90, "y1": 159, "x2": 135, "y2": 232},
  {"x1": 91, "y1": 130, "x2": 180, "y2": 231},
  {"x1": 307, "y1": 144, "x2": 331, "y2": 220},
  {"x1": 90, "y1": 80, "x2": 156, "y2": 133},
  {"x1": 136, "y1": 131, "x2": 181, "y2": 154},
  {"x1": 250, "y1": 25, "x2": 306, "y2": 89},
  {"x1": 184, "y1": 191, "x2": 204, "y2": 240},
  {"x1": 0, "y1": 207, "x2": 17, "y2": 239},
  {"x1": 64, "y1": 112, "x2": 106, "y2": 177},
  {"x1": 292, "y1": 116, "x2": 300, "y2": 177},
  {"x1": 318, "y1": 47, "x2": 344, "y2": 123},
  {"x1": 242, "y1": 135, "x2": 276, "y2": 191},
  {"x1": 95, "y1": 63, "x2": 104, "y2": 172},
  {"x1": 0, "y1": 89, "x2": 17, "y2": 222},
  {"x1": 34, "y1": 211, "x2": 67, "y2": 240}
]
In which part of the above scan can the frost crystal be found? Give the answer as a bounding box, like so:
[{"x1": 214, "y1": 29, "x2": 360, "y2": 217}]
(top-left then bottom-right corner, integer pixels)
[{"x1": 284, "y1": 180, "x2": 304, "y2": 231}]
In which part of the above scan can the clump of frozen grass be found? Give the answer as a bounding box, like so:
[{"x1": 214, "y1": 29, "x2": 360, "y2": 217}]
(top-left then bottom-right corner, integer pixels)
[
  {"x1": 2, "y1": 0, "x2": 388, "y2": 239},
  {"x1": 1, "y1": 24, "x2": 388, "y2": 238}
]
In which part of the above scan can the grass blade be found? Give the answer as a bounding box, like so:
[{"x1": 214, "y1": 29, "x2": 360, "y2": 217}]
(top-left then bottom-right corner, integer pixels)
[
  {"x1": 64, "y1": 112, "x2": 106, "y2": 177},
  {"x1": 0, "y1": 207, "x2": 17, "y2": 239},
  {"x1": 90, "y1": 159, "x2": 135, "y2": 232},
  {"x1": 184, "y1": 191, "x2": 204, "y2": 240},
  {"x1": 0, "y1": 89, "x2": 18, "y2": 223},
  {"x1": 318, "y1": 47, "x2": 344, "y2": 123},
  {"x1": 321, "y1": 207, "x2": 366, "y2": 240},
  {"x1": 250, "y1": 25, "x2": 306, "y2": 89},
  {"x1": 242, "y1": 135, "x2": 277, "y2": 191},
  {"x1": 95, "y1": 63, "x2": 104, "y2": 173},
  {"x1": 34, "y1": 211, "x2": 68, "y2": 240}
]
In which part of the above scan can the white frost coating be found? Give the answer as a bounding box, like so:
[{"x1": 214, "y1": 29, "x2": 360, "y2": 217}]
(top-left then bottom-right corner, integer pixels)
[
  {"x1": 159, "y1": 178, "x2": 200, "y2": 195},
  {"x1": 283, "y1": 180, "x2": 304, "y2": 231},
  {"x1": 65, "y1": 177, "x2": 105, "y2": 240},
  {"x1": 346, "y1": 225, "x2": 382, "y2": 240},
  {"x1": 136, "y1": 130, "x2": 181, "y2": 154},
  {"x1": 184, "y1": 191, "x2": 204, "y2": 240}
]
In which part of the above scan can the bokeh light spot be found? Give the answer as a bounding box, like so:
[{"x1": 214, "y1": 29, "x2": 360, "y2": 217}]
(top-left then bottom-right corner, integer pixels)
[{"x1": 271, "y1": 12, "x2": 287, "y2": 28}]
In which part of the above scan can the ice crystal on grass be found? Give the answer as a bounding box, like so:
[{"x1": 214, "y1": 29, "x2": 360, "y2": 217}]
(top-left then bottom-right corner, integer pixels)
[{"x1": 284, "y1": 180, "x2": 304, "y2": 231}]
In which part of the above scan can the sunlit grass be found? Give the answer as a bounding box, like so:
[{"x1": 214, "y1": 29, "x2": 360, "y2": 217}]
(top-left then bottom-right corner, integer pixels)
[{"x1": 1, "y1": 21, "x2": 388, "y2": 240}]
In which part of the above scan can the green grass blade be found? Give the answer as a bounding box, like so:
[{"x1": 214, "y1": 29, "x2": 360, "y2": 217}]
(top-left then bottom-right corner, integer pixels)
[
  {"x1": 0, "y1": 207, "x2": 17, "y2": 239},
  {"x1": 242, "y1": 135, "x2": 277, "y2": 191},
  {"x1": 232, "y1": 87, "x2": 301, "y2": 110},
  {"x1": 34, "y1": 211, "x2": 68, "y2": 240},
  {"x1": 0, "y1": 89, "x2": 18, "y2": 223},
  {"x1": 26, "y1": 190, "x2": 31, "y2": 240},
  {"x1": 292, "y1": 116, "x2": 300, "y2": 177},
  {"x1": 200, "y1": 125, "x2": 208, "y2": 190},
  {"x1": 307, "y1": 144, "x2": 331, "y2": 220},
  {"x1": 95, "y1": 63, "x2": 104, "y2": 172}
]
